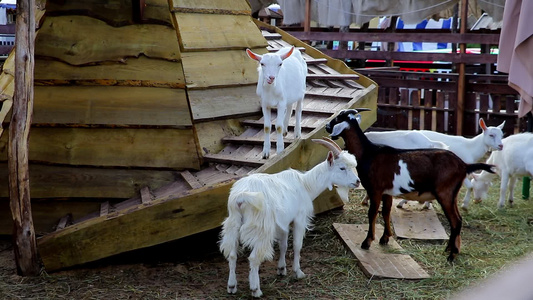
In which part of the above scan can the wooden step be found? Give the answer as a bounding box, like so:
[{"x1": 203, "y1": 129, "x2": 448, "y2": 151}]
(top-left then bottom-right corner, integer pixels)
[
  {"x1": 306, "y1": 74, "x2": 360, "y2": 81},
  {"x1": 305, "y1": 58, "x2": 328, "y2": 65},
  {"x1": 55, "y1": 214, "x2": 73, "y2": 231},
  {"x1": 240, "y1": 119, "x2": 319, "y2": 131},
  {"x1": 203, "y1": 153, "x2": 266, "y2": 168},
  {"x1": 180, "y1": 170, "x2": 203, "y2": 189},
  {"x1": 222, "y1": 135, "x2": 293, "y2": 146}
]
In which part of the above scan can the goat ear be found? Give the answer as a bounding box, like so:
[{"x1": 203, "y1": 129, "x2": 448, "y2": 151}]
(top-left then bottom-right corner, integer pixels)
[
  {"x1": 327, "y1": 151, "x2": 335, "y2": 167},
  {"x1": 246, "y1": 48, "x2": 262, "y2": 61},
  {"x1": 330, "y1": 122, "x2": 350, "y2": 137},
  {"x1": 498, "y1": 120, "x2": 506, "y2": 129},
  {"x1": 479, "y1": 118, "x2": 488, "y2": 131},
  {"x1": 280, "y1": 46, "x2": 294, "y2": 60}
]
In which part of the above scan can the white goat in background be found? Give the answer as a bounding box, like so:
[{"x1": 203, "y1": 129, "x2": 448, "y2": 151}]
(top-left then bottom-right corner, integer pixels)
[
  {"x1": 470, "y1": 132, "x2": 533, "y2": 209},
  {"x1": 391, "y1": 118, "x2": 505, "y2": 209},
  {"x1": 246, "y1": 46, "x2": 307, "y2": 159},
  {"x1": 219, "y1": 138, "x2": 360, "y2": 298}
]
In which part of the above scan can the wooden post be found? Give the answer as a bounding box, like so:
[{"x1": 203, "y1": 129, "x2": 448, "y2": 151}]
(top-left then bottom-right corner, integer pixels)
[
  {"x1": 456, "y1": 0, "x2": 468, "y2": 135},
  {"x1": 8, "y1": 0, "x2": 41, "y2": 276},
  {"x1": 304, "y1": 0, "x2": 311, "y2": 33}
]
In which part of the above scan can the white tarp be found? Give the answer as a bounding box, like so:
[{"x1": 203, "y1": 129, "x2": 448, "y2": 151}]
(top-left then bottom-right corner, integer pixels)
[{"x1": 250, "y1": 0, "x2": 506, "y2": 26}]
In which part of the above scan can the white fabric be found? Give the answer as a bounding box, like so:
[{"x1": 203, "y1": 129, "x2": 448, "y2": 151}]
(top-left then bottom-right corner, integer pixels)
[
  {"x1": 270, "y1": 0, "x2": 505, "y2": 27},
  {"x1": 497, "y1": 0, "x2": 533, "y2": 118},
  {"x1": 0, "y1": 8, "x2": 6, "y2": 26}
]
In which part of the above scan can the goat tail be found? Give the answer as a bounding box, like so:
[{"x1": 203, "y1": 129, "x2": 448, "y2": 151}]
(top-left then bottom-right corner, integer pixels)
[
  {"x1": 466, "y1": 163, "x2": 496, "y2": 175},
  {"x1": 219, "y1": 192, "x2": 276, "y2": 262}
]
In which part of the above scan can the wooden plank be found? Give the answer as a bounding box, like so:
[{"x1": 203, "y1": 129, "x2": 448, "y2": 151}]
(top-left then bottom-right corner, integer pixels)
[
  {"x1": 203, "y1": 153, "x2": 265, "y2": 168},
  {"x1": 170, "y1": 0, "x2": 251, "y2": 14},
  {"x1": 0, "y1": 128, "x2": 201, "y2": 169},
  {"x1": 188, "y1": 85, "x2": 261, "y2": 120},
  {"x1": 140, "y1": 187, "x2": 153, "y2": 204},
  {"x1": 0, "y1": 163, "x2": 180, "y2": 199},
  {"x1": 173, "y1": 13, "x2": 267, "y2": 51},
  {"x1": 34, "y1": 57, "x2": 185, "y2": 88},
  {"x1": 181, "y1": 49, "x2": 265, "y2": 89},
  {"x1": 391, "y1": 199, "x2": 448, "y2": 240},
  {"x1": 306, "y1": 74, "x2": 359, "y2": 81},
  {"x1": 0, "y1": 199, "x2": 98, "y2": 235},
  {"x1": 37, "y1": 180, "x2": 236, "y2": 271},
  {"x1": 222, "y1": 135, "x2": 293, "y2": 146},
  {"x1": 35, "y1": 16, "x2": 180, "y2": 65},
  {"x1": 180, "y1": 170, "x2": 203, "y2": 189},
  {"x1": 333, "y1": 223, "x2": 430, "y2": 279},
  {"x1": 99, "y1": 202, "x2": 110, "y2": 217},
  {"x1": 44, "y1": 0, "x2": 173, "y2": 26},
  {"x1": 28, "y1": 86, "x2": 190, "y2": 126},
  {"x1": 55, "y1": 214, "x2": 72, "y2": 231}
]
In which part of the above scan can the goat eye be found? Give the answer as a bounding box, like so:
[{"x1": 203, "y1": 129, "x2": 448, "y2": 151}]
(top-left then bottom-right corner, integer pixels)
[
  {"x1": 260, "y1": 63, "x2": 265, "y2": 66},
  {"x1": 340, "y1": 167, "x2": 346, "y2": 171}
]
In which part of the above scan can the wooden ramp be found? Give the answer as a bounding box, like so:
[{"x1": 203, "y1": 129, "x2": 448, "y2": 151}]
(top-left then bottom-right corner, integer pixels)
[
  {"x1": 333, "y1": 223, "x2": 430, "y2": 279},
  {"x1": 391, "y1": 199, "x2": 448, "y2": 241},
  {"x1": 34, "y1": 26, "x2": 378, "y2": 272}
]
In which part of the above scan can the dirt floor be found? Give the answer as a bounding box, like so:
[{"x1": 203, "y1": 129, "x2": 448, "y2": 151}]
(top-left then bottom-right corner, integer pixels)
[{"x1": 1, "y1": 188, "x2": 532, "y2": 299}]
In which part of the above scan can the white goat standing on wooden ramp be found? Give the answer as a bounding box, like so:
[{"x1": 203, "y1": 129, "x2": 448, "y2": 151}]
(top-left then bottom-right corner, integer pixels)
[
  {"x1": 219, "y1": 138, "x2": 360, "y2": 298},
  {"x1": 246, "y1": 46, "x2": 307, "y2": 159}
]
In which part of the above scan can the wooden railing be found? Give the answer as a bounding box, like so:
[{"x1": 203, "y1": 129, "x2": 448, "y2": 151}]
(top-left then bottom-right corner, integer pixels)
[{"x1": 355, "y1": 69, "x2": 524, "y2": 135}]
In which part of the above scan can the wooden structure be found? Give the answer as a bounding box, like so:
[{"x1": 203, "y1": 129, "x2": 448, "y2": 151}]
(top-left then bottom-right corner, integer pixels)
[
  {"x1": 0, "y1": 0, "x2": 377, "y2": 271},
  {"x1": 356, "y1": 69, "x2": 524, "y2": 135}
]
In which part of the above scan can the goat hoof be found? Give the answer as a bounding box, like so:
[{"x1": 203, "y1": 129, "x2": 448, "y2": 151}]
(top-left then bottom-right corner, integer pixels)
[
  {"x1": 251, "y1": 288, "x2": 263, "y2": 298},
  {"x1": 262, "y1": 153, "x2": 269, "y2": 159},
  {"x1": 447, "y1": 253, "x2": 457, "y2": 264},
  {"x1": 379, "y1": 236, "x2": 389, "y2": 245},
  {"x1": 294, "y1": 270, "x2": 306, "y2": 279},
  {"x1": 277, "y1": 267, "x2": 287, "y2": 276},
  {"x1": 361, "y1": 241, "x2": 371, "y2": 250},
  {"x1": 227, "y1": 285, "x2": 237, "y2": 294}
]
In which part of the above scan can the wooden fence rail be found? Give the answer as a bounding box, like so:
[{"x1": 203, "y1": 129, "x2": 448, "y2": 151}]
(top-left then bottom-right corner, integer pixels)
[{"x1": 355, "y1": 69, "x2": 525, "y2": 135}]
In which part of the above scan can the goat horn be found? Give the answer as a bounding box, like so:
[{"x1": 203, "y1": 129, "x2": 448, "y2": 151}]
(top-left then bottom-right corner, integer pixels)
[{"x1": 312, "y1": 137, "x2": 342, "y2": 158}]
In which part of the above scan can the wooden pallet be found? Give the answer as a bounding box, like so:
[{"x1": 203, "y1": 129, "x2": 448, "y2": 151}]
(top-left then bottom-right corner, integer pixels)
[{"x1": 333, "y1": 223, "x2": 430, "y2": 279}]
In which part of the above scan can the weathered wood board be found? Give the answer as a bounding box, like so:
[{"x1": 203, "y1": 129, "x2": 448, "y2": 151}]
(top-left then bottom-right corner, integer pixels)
[
  {"x1": 37, "y1": 181, "x2": 233, "y2": 271},
  {"x1": 333, "y1": 223, "x2": 430, "y2": 279},
  {"x1": 170, "y1": 0, "x2": 251, "y2": 14},
  {"x1": 36, "y1": 16, "x2": 180, "y2": 65},
  {"x1": 0, "y1": 199, "x2": 100, "y2": 235},
  {"x1": 29, "y1": 86, "x2": 190, "y2": 126},
  {"x1": 181, "y1": 49, "x2": 266, "y2": 89},
  {"x1": 188, "y1": 85, "x2": 260, "y2": 120},
  {"x1": 45, "y1": 0, "x2": 173, "y2": 26},
  {"x1": 0, "y1": 128, "x2": 201, "y2": 169},
  {"x1": 391, "y1": 199, "x2": 448, "y2": 240},
  {"x1": 35, "y1": 57, "x2": 185, "y2": 88},
  {"x1": 173, "y1": 13, "x2": 267, "y2": 51},
  {"x1": 0, "y1": 163, "x2": 180, "y2": 199}
]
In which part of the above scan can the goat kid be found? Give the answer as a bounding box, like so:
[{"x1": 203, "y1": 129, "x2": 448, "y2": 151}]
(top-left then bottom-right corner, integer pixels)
[
  {"x1": 247, "y1": 46, "x2": 307, "y2": 159},
  {"x1": 219, "y1": 137, "x2": 360, "y2": 298},
  {"x1": 326, "y1": 109, "x2": 495, "y2": 262},
  {"x1": 471, "y1": 132, "x2": 533, "y2": 209}
]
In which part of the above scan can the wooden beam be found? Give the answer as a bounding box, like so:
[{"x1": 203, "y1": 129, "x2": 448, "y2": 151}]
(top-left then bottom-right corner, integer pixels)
[
  {"x1": 140, "y1": 187, "x2": 153, "y2": 204},
  {"x1": 9, "y1": 0, "x2": 41, "y2": 276},
  {"x1": 289, "y1": 31, "x2": 500, "y2": 45},
  {"x1": 456, "y1": 0, "x2": 469, "y2": 135}
]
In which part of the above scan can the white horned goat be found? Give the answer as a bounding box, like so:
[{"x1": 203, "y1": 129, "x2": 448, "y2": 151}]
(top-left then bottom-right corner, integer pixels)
[
  {"x1": 326, "y1": 109, "x2": 495, "y2": 262},
  {"x1": 219, "y1": 137, "x2": 360, "y2": 298},
  {"x1": 470, "y1": 132, "x2": 533, "y2": 209},
  {"x1": 246, "y1": 46, "x2": 307, "y2": 159},
  {"x1": 388, "y1": 118, "x2": 505, "y2": 210}
]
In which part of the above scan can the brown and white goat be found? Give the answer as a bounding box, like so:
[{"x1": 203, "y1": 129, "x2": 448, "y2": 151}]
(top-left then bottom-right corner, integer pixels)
[{"x1": 325, "y1": 109, "x2": 495, "y2": 262}]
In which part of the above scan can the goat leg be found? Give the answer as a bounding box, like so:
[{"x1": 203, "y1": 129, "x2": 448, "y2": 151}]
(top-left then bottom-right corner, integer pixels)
[{"x1": 379, "y1": 194, "x2": 393, "y2": 245}]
